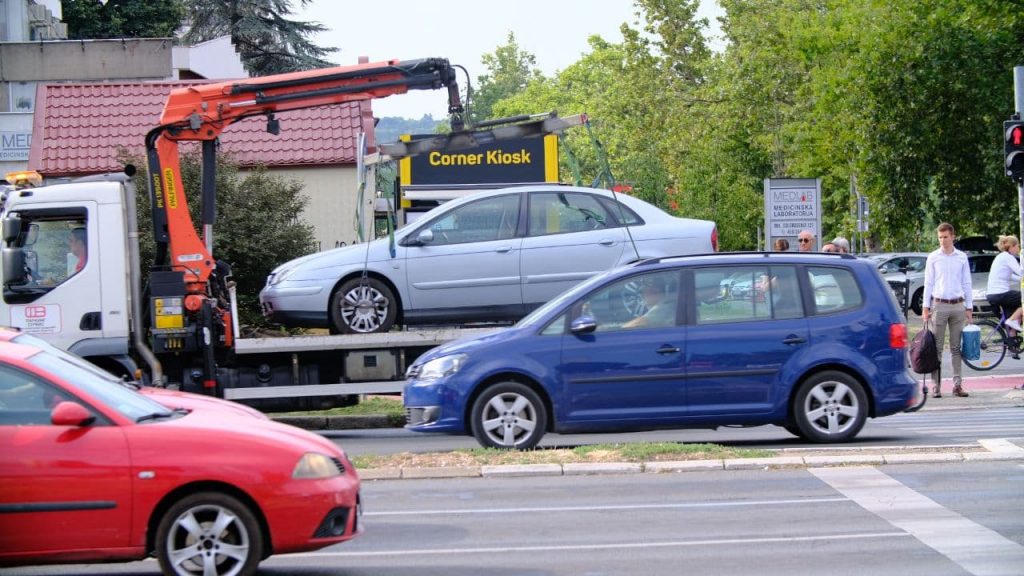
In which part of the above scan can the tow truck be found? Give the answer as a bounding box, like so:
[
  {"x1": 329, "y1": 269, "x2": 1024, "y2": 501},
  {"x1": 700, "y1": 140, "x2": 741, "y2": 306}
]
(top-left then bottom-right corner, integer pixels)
[{"x1": 0, "y1": 58, "x2": 580, "y2": 410}]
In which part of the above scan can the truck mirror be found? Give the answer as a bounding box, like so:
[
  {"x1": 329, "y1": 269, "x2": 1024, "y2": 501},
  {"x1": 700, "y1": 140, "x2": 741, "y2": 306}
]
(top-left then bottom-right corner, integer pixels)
[
  {"x1": 2, "y1": 247, "x2": 27, "y2": 285},
  {"x1": 2, "y1": 214, "x2": 21, "y2": 244}
]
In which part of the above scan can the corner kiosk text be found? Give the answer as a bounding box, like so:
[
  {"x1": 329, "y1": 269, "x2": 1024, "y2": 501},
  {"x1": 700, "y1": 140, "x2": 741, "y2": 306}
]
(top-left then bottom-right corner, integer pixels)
[{"x1": 430, "y1": 148, "x2": 532, "y2": 167}]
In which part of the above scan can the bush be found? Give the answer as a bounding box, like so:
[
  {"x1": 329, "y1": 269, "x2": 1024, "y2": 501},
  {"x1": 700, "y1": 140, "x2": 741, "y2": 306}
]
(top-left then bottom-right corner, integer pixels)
[{"x1": 128, "y1": 152, "x2": 315, "y2": 326}]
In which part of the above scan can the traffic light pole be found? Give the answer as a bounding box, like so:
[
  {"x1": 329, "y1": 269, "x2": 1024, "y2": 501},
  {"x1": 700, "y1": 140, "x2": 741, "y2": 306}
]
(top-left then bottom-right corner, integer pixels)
[{"x1": 1016, "y1": 66, "x2": 1024, "y2": 294}]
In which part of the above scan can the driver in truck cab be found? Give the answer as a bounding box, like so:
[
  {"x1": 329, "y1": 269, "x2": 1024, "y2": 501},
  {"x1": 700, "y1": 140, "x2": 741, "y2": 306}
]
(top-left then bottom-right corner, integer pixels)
[{"x1": 69, "y1": 227, "x2": 87, "y2": 274}]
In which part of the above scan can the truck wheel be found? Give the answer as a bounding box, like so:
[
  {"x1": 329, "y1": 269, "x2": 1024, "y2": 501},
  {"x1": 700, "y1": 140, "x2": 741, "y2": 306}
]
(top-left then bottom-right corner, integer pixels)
[
  {"x1": 330, "y1": 277, "x2": 397, "y2": 334},
  {"x1": 156, "y1": 491, "x2": 262, "y2": 576},
  {"x1": 792, "y1": 371, "x2": 867, "y2": 443},
  {"x1": 471, "y1": 381, "x2": 547, "y2": 450}
]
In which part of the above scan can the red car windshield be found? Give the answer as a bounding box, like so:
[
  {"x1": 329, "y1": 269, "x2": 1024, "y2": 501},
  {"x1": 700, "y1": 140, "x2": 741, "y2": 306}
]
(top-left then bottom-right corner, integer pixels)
[{"x1": 27, "y1": 350, "x2": 170, "y2": 422}]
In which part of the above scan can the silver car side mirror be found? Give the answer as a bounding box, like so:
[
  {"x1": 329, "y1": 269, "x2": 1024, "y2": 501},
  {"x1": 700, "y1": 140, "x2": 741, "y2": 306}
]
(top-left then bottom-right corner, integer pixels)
[{"x1": 417, "y1": 229, "x2": 435, "y2": 245}]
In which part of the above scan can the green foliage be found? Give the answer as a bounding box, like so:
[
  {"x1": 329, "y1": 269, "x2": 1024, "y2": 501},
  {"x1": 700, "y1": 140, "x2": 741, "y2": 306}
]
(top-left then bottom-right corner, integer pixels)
[
  {"x1": 128, "y1": 152, "x2": 315, "y2": 326},
  {"x1": 571, "y1": 442, "x2": 771, "y2": 460},
  {"x1": 694, "y1": 0, "x2": 1023, "y2": 249},
  {"x1": 349, "y1": 442, "x2": 772, "y2": 469},
  {"x1": 182, "y1": 0, "x2": 336, "y2": 75},
  {"x1": 484, "y1": 0, "x2": 1023, "y2": 251},
  {"x1": 470, "y1": 32, "x2": 544, "y2": 125},
  {"x1": 62, "y1": 0, "x2": 185, "y2": 39}
]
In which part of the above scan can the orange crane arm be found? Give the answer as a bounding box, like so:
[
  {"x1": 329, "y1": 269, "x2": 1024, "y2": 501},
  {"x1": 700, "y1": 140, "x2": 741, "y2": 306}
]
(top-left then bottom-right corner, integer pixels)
[{"x1": 144, "y1": 57, "x2": 463, "y2": 290}]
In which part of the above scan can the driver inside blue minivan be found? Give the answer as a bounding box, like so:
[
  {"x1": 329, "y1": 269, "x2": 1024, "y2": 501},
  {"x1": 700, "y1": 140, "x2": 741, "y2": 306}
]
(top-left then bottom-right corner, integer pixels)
[{"x1": 623, "y1": 275, "x2": 679, "y2": 329}]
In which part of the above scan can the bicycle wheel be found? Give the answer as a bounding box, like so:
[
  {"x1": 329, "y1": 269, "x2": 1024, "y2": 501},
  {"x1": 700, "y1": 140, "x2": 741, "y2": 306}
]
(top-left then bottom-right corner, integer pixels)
[{"x1": 963, "y1": 319, "x2": 1006, "y2": 371}]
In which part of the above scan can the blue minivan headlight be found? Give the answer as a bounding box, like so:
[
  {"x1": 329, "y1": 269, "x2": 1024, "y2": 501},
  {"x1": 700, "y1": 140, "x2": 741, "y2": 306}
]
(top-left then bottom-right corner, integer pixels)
[{"x1": 413, "y1": 354, "x2": 467, "y2": 382}]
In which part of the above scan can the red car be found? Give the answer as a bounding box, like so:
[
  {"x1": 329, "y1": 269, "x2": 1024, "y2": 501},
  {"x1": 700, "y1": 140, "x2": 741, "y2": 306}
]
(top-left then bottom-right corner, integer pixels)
[{"x1": 0, "y1": 335, "x2": 360, "y2": 576}]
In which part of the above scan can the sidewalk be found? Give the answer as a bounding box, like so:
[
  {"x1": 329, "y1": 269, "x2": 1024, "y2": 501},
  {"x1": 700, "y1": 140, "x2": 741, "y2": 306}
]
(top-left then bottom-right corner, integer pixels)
[{"x1": 919, "y1": 374, "x2": 1024, "y2": 410}]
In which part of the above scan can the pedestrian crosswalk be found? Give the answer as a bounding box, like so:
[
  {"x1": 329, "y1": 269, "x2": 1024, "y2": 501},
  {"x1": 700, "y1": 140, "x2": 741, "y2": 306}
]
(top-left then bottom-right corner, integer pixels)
[{"x1": 877, "y1": 408, "x2": 1024, "y2": 442}]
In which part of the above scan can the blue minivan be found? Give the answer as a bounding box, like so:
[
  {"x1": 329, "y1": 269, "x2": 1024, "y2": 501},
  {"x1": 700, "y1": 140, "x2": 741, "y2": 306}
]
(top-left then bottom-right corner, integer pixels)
[{"x1": 404, "y1": 253, "x2": 918, "y2": 449}]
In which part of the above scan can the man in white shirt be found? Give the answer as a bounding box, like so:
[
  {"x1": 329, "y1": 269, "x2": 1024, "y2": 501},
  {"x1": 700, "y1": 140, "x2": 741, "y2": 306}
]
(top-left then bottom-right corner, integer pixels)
[{"x1": 922, "y1": 222, "x2": 972, "y2": 398}]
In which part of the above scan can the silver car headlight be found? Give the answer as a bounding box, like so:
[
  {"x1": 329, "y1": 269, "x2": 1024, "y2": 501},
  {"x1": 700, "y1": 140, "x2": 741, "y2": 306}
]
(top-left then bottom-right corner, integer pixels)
[
  {"x1": 411, "y1": 354, "x2": 467, "y2": 382},
  {"x1": 268, "y1": 266, "x2": 297, "y2": 286},
  {"x1": 292, "y1": 452, "x2": 343, "y2": 479}
]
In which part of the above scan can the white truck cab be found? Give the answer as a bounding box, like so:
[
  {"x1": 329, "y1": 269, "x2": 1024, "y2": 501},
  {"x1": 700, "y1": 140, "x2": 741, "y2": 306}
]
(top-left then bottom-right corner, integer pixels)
[{"x1": 1, "y1": 177, "x2": 134, "y2": 373}]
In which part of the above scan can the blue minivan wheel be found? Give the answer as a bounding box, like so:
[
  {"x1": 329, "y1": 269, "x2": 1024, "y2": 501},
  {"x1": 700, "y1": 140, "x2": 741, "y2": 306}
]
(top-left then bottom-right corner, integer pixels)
[
  {"x1": 792, "y1": 371, "x2": 867, "y2": 443},
  {"x1": 470, "y1": 381, "x2": 547, "y2": 450}
]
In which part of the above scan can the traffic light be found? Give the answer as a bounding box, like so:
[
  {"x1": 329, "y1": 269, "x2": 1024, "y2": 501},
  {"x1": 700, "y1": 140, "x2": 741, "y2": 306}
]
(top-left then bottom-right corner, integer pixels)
[{"x1": 1005, "y1": 120, "x2": 1024, "y2": 183}]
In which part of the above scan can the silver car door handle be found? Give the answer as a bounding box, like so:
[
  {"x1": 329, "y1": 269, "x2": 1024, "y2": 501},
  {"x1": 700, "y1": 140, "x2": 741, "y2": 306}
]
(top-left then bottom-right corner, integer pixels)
[
  {"x1": 599, "y1": 238, "x2": 617, "y2": 246},
  {"x1": 494, "y1": 246, "x2": 513, "y2": 253},
  {"x1": 656, "y1": 345, "x2": 681, "y2": 355}
]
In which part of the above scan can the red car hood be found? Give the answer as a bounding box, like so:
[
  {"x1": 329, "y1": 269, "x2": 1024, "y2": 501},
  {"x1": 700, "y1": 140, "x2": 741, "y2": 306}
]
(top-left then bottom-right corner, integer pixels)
[{"x1": 139, "y1": 386, "x2": 268, "y2": 420}]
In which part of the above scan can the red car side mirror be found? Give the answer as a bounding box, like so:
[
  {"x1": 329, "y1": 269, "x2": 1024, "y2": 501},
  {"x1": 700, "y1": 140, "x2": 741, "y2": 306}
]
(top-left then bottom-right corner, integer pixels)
[{"x1": 51, "y1": 401, "x2": 96, "y2": 427}]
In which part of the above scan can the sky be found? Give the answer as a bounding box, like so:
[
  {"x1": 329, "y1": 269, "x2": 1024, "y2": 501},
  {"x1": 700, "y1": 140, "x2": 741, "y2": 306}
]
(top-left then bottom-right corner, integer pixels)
[{"x1": 298, "y1": 0, "x2": 724, "y2": 119}]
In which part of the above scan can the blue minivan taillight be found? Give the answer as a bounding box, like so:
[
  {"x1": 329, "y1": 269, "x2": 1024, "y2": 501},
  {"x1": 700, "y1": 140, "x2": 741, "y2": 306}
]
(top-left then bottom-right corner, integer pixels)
[{"x1": 889, "y1": 323, "x2": 908, "y2": 348}]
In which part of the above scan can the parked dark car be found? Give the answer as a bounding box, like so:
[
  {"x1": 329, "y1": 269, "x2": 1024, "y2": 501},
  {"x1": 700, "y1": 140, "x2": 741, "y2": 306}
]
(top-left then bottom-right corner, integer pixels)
[{"x1": 404, "y1": 252, "x2": 918, "y2": 449}]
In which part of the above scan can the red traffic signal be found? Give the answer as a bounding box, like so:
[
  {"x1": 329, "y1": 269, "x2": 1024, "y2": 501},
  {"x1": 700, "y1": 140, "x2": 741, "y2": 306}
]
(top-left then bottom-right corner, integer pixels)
[{"x1": 1005, "y1": 120, "x2": 1024, "y2": 182}]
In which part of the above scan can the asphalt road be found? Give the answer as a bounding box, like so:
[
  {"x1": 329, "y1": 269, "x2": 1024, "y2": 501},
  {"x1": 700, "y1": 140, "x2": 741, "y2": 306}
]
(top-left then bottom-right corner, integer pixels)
[{"x1": 9, "y1": 461, "x2": 1022, "y2": 576}]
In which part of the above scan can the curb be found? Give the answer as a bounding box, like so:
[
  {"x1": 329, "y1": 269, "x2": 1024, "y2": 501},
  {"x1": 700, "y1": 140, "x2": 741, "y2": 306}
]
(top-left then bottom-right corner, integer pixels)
[{"x1": 356, "y1": 441, "x2": 1024, "y2": 481}]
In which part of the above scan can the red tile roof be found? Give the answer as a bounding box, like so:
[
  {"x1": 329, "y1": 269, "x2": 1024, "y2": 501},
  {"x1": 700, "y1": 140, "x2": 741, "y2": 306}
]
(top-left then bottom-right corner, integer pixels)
[{"x1": 30, "y1": 81, "x2": 376, "y2": 177}]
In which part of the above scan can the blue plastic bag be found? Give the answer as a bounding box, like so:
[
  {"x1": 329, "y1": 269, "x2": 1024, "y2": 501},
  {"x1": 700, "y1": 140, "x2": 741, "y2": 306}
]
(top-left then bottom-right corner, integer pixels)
[{"x1": 961, "y1": 324, "x2": 980, "y2": 361}]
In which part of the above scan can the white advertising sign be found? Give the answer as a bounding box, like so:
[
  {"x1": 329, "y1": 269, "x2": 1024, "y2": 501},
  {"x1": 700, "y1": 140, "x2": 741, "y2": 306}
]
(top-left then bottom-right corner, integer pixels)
[{"x1": 764, "y1": 178, "x2": 822, "y2": 251}]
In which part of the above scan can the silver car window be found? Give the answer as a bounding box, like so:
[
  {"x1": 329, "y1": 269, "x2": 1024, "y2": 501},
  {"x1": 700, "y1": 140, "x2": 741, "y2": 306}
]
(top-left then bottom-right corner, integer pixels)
[
  {"x1": 424, "y1": 194, "x2": 520, "y2": 245},
  {"x1": 528, "y1": 192, "x2": 614, "y2": 236}
]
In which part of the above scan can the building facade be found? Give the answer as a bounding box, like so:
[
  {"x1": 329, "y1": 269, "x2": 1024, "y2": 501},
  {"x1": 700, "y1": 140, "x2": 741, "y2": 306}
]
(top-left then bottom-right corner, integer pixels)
[{"x1": 5, "y1": 0, "x2": 373, "y2": 250}]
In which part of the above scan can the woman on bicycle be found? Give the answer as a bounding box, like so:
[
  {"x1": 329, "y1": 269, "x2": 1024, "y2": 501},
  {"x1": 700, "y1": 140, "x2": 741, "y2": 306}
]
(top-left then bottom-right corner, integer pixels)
[{"x1": 986, "y1": 234, "x2": 1023, "y2": 335}]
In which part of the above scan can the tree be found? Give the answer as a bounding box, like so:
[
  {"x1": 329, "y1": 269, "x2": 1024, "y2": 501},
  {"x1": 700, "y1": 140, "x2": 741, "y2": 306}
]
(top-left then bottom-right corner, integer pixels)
[
  {"x1": 62, "y1": 0, "x2": 185, "y2": 39},
  {"x1": 470, "y1": 32, "x2": 543, "y2": 125},
  {"x1": 182, "y1": 0, "x2": 337, "y2": 75},
  {"x1": 127, "y1": 152, "x2": 315, "y2": 326}
]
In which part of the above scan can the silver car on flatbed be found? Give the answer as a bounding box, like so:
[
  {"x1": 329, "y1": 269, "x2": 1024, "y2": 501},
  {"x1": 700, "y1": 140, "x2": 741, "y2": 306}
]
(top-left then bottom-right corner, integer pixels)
[{"x1": 260, "y1": 185, "x2": 718, "y2": 333}]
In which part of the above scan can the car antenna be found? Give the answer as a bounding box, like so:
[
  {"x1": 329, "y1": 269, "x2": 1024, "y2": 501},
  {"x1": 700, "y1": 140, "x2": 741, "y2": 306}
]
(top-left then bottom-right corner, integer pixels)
[{"x1": 578, "y1": 115, "x2": 641, "y2": 261}]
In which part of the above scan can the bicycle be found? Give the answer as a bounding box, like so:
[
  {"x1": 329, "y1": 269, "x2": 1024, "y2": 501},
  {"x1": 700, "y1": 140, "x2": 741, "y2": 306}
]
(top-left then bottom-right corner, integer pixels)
[{"x1": 962, "y1": 310, "x2": 1022, "y2": 371}]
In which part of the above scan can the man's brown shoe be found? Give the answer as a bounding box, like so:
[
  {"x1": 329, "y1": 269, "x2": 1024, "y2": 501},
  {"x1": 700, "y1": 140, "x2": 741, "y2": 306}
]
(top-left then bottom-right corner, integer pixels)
[{"x1": 952, "y1": 386, "x2": 969, "y2": 397}]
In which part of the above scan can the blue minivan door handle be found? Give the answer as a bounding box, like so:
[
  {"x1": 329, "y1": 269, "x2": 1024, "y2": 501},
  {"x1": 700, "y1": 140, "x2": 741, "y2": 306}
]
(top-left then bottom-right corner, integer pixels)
[{"x1": 782, "y1": 335, "x2": 806, "y2": 345}]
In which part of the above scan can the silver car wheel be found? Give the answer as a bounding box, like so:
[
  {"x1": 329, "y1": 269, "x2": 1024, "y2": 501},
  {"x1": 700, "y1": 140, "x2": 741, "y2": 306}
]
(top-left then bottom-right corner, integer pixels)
[
  {"x1": 622, "y1": 280, "x2": 648, "y2": 317},
  {"x1": 331, "y1": 277, "x2": 397, "y2": 334},
  {"x1": 157, "y1": 493, "x2": 262, "y2": 576},
  {"x1": 341, "y1": 285, "x2": 388, "y2": 332}
]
